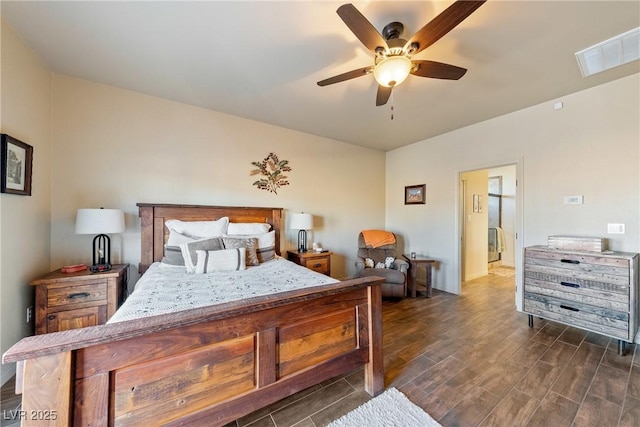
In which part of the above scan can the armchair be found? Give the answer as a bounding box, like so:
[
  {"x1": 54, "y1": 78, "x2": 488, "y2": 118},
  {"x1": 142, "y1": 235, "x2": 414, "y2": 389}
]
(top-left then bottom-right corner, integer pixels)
[{"x1": 355, "y1": 231, "x2": 409, "y2": 298}]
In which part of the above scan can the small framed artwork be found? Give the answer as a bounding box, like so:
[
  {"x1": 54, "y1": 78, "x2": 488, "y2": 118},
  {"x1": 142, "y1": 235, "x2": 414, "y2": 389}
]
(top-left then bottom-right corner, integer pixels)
[
  {"x1": 472, "y1": 194, "x2": 484, "y2": 213},
  {"x1": 405, "y1": 184, "x2": 426, "y2": 205},
  {"x1": 1, "y1": 134, "x2": 33, "y2": 196}
]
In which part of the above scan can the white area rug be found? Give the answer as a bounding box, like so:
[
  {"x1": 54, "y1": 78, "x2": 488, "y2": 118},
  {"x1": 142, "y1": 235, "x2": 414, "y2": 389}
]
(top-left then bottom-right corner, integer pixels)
[{"x1": 328, "y1": 387, "x2": 442, "y2": 427}]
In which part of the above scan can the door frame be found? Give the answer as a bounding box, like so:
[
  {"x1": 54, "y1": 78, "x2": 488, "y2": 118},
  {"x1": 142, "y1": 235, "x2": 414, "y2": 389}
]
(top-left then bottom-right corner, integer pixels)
[{"x1": 455, "y1": 159, "x2": 524, "y2": 310}]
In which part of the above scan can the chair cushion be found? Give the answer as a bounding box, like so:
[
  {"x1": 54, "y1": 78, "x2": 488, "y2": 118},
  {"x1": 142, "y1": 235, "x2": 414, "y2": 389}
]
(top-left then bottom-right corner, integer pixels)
[{"x1": 358, "y1": 267, "x2": 405, "y2": 284}]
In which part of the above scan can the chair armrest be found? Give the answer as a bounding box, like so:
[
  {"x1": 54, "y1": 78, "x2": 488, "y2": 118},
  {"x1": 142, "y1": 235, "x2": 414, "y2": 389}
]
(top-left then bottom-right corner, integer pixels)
[
  {"x1": 355, "y1": 258, "x2": 365, "y2": 276},
  {"x1": 394, "y1": 259, "x2": 409, "y2": 274}
]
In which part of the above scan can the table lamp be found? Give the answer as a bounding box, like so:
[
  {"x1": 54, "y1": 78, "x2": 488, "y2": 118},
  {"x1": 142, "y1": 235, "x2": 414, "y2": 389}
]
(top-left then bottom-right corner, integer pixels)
[
  {"x1": 76, "y1": 208, "x2": 125, "y2": 272},
  {"x1": 290, "y1": 212, "x2": 313, "y2": 252}
]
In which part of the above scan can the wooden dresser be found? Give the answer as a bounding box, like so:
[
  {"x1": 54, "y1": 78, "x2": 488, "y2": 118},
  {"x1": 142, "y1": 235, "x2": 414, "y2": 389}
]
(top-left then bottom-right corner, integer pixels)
[
  {"x1": 30, "y1": 264, "x2": 128, "y2": 334},
  {"x1": 523, "y1": 246, "x2": 638, "y2": 352}
]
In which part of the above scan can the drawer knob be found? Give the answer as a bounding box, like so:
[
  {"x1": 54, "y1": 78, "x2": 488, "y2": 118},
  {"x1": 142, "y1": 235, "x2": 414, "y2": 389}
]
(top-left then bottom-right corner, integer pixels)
[
  {"x1": 313, "y1": 263, "x2": 322, "y2": 268},
  {"x1": 560, "y1": 281, "x2": 580, "y2": 288},
  {"x1": 560, "y1": 304, "x2": 579, "y2": 312},
  {"x1": 48, "y1": 315, "x2": 56, "y2": 321},
  {"x1": 560, "y1": 259, "x2": 580, "y2": 265},
  {"x1": 68, "y1": 292, "x2": 90, "y2": 300}
]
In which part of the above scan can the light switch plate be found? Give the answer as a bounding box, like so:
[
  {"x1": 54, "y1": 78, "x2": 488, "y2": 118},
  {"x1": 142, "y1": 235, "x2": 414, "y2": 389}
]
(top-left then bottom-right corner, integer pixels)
[
  {"x1": 607, "y1": 223, "x2": 625, "y2": 234},
  {"x1": 563, "y1": 195, "x2": 583, "y2": 205}
]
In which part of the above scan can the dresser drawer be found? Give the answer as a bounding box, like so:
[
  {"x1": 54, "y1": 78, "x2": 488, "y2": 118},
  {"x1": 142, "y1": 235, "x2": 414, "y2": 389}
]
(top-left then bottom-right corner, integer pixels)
[
  {"x1": 287, "y1": 251, "x2": 332, "y2": 276},
  {"x1": 304, "y1": 258, "x2": 329, "y2": 275},
  {"x1": 47, "y1": 281, "x2": 107, "y2": 309},
  {"x1": 524, "y1": 292, "x2": 629, "y2": 339},
  {"x1": 524, "y1": 271, "x2": 629, "y2": 311},
  {"x1": 524, "y1": 248, "x2": 630, "y2": 284}
]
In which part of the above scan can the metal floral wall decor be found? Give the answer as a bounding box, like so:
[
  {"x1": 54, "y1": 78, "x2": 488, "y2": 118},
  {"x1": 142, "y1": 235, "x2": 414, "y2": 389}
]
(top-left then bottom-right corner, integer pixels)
[{"x1": 250, "y1": 152, "x2": 292, "y2": 194}]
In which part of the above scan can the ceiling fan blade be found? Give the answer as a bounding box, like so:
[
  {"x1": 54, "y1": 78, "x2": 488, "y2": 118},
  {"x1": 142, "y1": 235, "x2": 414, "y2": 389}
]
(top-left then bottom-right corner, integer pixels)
[
  {"x1": 405, "y1": 0, "x2": 486, "y2": 56},
  {"x1": 317, "y1": 66, "x2": 373, "y2": 86},
  {"x1": 337, "y1": 4, "x2": 389, "y2": 53},
  {"x1": 376, "y1": 85, "x2": 392, "y2": 106},
  {"x1": 411, "y1": 60, "x2": 467, "y2": 80}
]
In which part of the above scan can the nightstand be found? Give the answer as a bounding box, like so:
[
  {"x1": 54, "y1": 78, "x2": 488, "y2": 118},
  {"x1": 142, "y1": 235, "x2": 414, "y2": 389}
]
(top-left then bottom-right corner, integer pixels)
[
  {"x1": 402, "y1": 255, "x2": 436, "y2": 298},
  {"x1": 287, "y1": 251, "x2": 333, "y2": 276},
  {"x1": 30, "y1": 264, "x2": 128, "y2": 334}
]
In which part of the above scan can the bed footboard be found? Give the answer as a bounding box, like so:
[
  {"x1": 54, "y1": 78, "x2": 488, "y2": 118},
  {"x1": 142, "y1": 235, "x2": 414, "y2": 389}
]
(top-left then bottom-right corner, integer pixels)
[{"x1": 3, "y1": 277, "x2": 383, "y2": 426}]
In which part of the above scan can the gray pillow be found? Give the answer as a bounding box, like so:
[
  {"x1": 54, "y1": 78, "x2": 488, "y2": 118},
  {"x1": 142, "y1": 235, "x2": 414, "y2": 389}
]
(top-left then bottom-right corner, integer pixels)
[{"x1": 161, "y1": 245, "x2": 185, "y2": 266}]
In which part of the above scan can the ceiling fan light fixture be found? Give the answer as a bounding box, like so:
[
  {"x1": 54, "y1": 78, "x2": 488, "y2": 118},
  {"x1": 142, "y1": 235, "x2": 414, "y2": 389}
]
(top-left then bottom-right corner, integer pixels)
[{"x1": 373, "y1": 56, "x2": 412, "y2": 87}]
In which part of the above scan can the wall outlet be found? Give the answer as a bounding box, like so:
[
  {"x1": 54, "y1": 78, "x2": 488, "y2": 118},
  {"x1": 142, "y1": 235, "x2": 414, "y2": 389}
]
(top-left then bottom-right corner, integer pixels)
[
  {"x1": 26, "y1": 306, "x2": 33, "y2": 323},
  {"x1": 607, "y1": 223, "x2": 625, "y2": 234}
]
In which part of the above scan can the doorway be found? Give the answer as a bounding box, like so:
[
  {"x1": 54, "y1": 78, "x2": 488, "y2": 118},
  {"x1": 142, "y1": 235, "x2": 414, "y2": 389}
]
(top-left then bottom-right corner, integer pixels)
[{"x1": 458, "y1": 162, "x2": 523, "y2": 309}]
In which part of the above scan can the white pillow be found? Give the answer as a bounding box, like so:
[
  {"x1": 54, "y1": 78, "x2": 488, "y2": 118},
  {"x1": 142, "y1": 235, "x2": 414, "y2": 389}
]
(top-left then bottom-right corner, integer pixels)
[
  {"x1": 195, "y1": 248, "x2": 246, "y2": 273},
  {"x1": 166, "y1": 217, "x2": 229, "y2": 239},
  {"x1": 227, "y1": 222, "x2": 271, "y2": 235},
  {"x1": 179, "y1": 237, "x2": 224, "y2": 273},
  {"x1": 166, "y1": 231, "x2": 196, "y2": 247}
]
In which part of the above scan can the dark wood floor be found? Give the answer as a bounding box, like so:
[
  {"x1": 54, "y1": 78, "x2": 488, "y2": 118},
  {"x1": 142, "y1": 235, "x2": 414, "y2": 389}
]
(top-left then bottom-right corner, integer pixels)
[
  {"x1": 2, "y1": 269, "x2": 639, "y2": 426},
  {"x1": 0, "y1": 376, "x2": 20, "y2": 427}
]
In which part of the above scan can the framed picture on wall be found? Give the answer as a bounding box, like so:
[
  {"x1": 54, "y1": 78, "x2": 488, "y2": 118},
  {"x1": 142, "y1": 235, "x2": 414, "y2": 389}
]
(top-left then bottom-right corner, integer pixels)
[
  {"x1": 472, "y1": 194, "x2": 484, "y2": 213},
  {"x1": 1, "y1": 134, "x2": 33, "y2": 196},
  {"x1": 405, "y1": 184, "x2": 426, "y2": 205}
]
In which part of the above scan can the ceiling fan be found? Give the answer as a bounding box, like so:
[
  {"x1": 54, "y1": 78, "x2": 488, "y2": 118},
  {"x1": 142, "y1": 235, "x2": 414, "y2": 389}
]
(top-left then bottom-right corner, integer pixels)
[{"x1": 317, "y1": 1, "x2": 486, "y2": 106}]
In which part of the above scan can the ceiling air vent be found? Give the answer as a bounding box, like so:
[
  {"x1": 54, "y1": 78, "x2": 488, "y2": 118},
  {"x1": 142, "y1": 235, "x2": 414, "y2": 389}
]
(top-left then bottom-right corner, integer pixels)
[{"x1": 575, "y1": 27, "x2": 639, "y2": 77}]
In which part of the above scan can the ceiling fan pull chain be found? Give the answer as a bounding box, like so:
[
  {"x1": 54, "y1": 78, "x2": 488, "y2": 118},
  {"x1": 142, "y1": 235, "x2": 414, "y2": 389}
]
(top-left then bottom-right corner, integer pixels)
[{"x1": 390, "y1": 91, "x2": 395, "y2": 120}]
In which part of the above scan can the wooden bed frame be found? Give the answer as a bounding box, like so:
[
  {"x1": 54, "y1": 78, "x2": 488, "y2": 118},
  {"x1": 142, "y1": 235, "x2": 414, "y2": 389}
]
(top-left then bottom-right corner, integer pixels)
[{"x1": 3, "y1": 203, "x2": 384, "y2": 426}]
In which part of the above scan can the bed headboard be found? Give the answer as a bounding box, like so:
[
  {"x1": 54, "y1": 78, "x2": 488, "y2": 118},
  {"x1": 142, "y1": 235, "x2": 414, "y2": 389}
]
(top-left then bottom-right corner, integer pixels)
[{"x1": 137, "y1": 203, "x2": 283, "y2": 274}]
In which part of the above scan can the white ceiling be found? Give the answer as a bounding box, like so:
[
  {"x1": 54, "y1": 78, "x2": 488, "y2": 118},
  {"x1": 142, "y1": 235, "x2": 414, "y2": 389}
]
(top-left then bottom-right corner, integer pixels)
[{"x1": 2, "y1": 1, "x2": 638, "y2": 151}]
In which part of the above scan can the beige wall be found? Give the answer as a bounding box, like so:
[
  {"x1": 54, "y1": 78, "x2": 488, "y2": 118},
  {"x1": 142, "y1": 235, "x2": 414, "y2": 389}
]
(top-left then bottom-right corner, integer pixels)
[
  {"x1": 50, "y1": 75, "x2": 386, "y2": 285},
  {"x1": 0, "y1": 19, "x2": 52, "y2": 383},
  {"x1": 461, "y1": 169, "x2": 489, "y2": 281},
  {"x1": 386, "y1": 74, "x2": 640, "y2": 297}
]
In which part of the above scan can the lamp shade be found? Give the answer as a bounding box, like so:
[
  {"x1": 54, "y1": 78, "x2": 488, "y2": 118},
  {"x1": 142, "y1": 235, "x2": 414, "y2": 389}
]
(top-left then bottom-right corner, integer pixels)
[
  {"x1": 373, "y1": 55, "x2": 412, "y2": 88},
  {"x1": 289, "y1": 213, "x2": 313, "y2": 230},
  {"x1": 75, "y1": 208, "x2": 125, "y2": 234}
]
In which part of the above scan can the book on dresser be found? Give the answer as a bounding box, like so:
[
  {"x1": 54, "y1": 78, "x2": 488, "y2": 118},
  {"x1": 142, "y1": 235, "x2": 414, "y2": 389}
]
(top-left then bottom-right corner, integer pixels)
[{"x1": 523, "y1": 246, "x2": 639, "y2": 354}]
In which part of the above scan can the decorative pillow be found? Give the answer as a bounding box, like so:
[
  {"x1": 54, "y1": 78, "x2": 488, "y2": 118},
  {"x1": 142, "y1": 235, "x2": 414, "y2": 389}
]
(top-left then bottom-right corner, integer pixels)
[
  {"x1": 364, "y1": 257, "x2": 375, "y2": 268},
  {"x1": 254, "y1": 231, "x2": 276, "y2": 263},
  {"x1": 161, "y1": 245, "x2": 184, "y2": 266},
  {"x1": 166, "y1": 217, "x2": 229, "y2": 240},
  {"x1": 195, "y1": 248, "x2": 246, "y2": 274},
  {"x1": 222, "y1": 236, "x2": 259, "y2": 266},
  {"x1": 223, "y1": 231, "x2": 275, "y2": 263},
  {"x1": 385, "y1": 257, "x2": 395, "y2": 269},
  {"x1": 227, "y1": 222, "x2": 271, "y2": 235},
  {"x1": 375, "y1": 262, "x2": 386, "y2": 269},
  {"x1": 179, "y1": 237, "x2": 224, "y2": 273}
]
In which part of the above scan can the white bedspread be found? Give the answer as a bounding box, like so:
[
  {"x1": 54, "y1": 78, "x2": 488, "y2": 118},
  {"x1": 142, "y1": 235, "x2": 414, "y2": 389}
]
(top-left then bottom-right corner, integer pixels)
[{"x1": 109, "y1": 256, "x2": 338, "y2": 323}]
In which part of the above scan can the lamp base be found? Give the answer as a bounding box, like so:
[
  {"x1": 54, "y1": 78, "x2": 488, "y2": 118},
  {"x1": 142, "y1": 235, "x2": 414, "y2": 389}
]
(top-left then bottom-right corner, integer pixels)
[
  {"x1": 297, "y1": 229, "x2": 308, "y2": 252},
  {"x1": 92, "y1": 234, "x2": 112, "y2": 272},
  {"x1": 90, "y1": 263, "x2": 112, "y2": 273}
]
